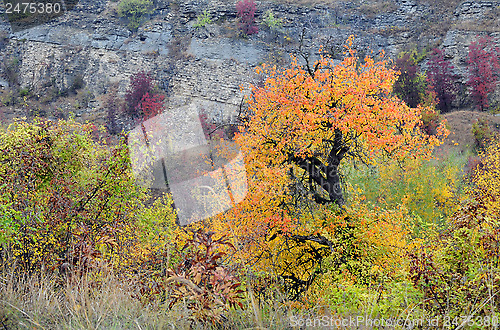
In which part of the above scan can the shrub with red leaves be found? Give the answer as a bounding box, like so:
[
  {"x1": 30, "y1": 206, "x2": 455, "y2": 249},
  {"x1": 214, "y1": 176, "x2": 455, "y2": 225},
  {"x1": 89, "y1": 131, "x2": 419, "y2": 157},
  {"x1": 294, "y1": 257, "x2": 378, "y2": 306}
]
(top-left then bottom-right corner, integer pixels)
[
  {"x1": 165, "y1": 229, "x2": 244, "y2": 325},
  {"x1": 125, "y1": 71, "x2": 165, "y2": 119},
  {"x1": 236, "y1": 0, "x2": 258, "y2": 36},
  {"x1": 427, "y1": 48, "x2": 458, "y2": 113},
  {"x1": 466, "y1": 36, "x2": 500, "y2": 111},
  {"x1": 140, "y1": 92, "x2": 165, "y2": 120}
]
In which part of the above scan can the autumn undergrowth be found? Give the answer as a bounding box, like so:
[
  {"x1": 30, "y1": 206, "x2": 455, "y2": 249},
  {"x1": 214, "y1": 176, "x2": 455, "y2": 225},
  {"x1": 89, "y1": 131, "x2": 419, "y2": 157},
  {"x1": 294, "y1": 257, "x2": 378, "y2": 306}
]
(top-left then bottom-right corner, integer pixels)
[
  {"x1": 4, "y1": 34, "x2": 500, "y2": 329},
  {"x1": 0, "y1": 266, "x2": 295, "y2": 329},
  {"x1": 345, "y1": 147, "x2": 470, "y2": 237},
  {"x1": 0, "y1": 267, "x2": 188, "y2": 329}
]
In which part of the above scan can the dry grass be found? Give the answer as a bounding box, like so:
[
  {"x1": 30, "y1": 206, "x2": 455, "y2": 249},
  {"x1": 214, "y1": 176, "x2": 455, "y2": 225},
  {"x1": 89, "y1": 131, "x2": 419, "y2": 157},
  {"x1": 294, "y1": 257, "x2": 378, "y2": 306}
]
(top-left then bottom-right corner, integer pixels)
[
  {"x1": 0, "y1": 269, "x2": 177, "y2": 329},
  {"x1": 451, "y1": 19, "x2": 500, "y2": 33},
  {"x1": 359, "y1": 1, "x2": 398, "y2": 18},
  {"x1": 0, "y1": 268, "x2": 295, "y2": 329}
]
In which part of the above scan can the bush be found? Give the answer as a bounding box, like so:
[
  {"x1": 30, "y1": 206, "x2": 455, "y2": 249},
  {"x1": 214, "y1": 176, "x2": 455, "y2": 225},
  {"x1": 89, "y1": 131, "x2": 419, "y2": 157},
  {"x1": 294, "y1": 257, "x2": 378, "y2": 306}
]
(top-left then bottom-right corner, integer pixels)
[
  {"x1": 393, "y1": 52, "x2": 428, "y2": 108},
  {"x1": 117, "y1": 0, "x2": 154, "y2": 31},
  {"x1": 426, "y1": 48, "x2": 458, "y2": 113},
  {"x1": 420, "y1": 109, "x2": 442, "y2": 136},
  {"x1": 0, "y1": 118, "x2": 178, "y2": 277},
  {"x1": 124, "y1": 71, "x2": 165, "y2": 120},
  {"x1": 409, "y1": 142, "x2": 500, "y2": 320},
  {"x1": 139, "y1": 91, "x2": 165, "y2": 120},
  {"x1": 262, "y1": 10, "x2": 282, "y2": 30},
  {"x1": 467, "y1": 36, "x2": 500, "y2": 111},
  {"x1": 0, "y1": 120, "x2": 137, "y2": 272},
  {"x1": 125, "y1": 71, "x2": 152, "y2": 117},
  {"x1": 472, "y1": 118, "x2": 496, "y2": 150},
  {"x1": 18, "y1": 87, "x2": 29, "y2": 98},
  {"x1": 165, "y1": 229, "x2": 244, "y2": 325},
  {"x1": 236, "y1": 0, "x2": 258, "y2": 36},
  {"x1": 193, "y1": 10, "x2": 212, "y2": 28}
]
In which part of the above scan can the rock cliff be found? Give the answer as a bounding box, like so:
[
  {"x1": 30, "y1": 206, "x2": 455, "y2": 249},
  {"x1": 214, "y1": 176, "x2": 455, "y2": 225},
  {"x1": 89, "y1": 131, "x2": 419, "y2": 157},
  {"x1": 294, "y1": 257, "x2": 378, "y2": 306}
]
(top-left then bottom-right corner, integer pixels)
[{"x1": 0, "y1": 0, "x2": 499, "y2": 124}]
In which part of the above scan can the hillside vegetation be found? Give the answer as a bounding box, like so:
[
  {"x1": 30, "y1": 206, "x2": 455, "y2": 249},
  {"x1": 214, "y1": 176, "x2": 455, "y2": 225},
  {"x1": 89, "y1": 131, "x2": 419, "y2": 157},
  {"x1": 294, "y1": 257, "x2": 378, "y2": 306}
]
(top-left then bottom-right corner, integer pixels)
[{"x1": 1, "y1": 0, "x2": 500, "y2": 328}]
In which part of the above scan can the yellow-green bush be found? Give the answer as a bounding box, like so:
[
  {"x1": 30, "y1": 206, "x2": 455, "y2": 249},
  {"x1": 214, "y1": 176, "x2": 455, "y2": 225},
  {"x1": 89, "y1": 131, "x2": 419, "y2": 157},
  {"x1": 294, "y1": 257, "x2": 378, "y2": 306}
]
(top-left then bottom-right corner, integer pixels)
[
  {"x1": 345, "y1": 150, "x2": 468, "y2": 238},
  {"x1": 0, "y1": 119, "x2": 176, "y2": 274}
]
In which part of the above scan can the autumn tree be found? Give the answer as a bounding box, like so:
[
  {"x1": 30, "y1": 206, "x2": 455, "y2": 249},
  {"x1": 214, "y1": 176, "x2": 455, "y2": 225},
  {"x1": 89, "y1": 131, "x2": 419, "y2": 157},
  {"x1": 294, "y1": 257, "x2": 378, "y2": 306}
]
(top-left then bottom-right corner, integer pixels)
[
  {"x1": 427, "y1": 48, "x2": 457, "y2": 113},
  {"x1": 237, "y1": 39, "x2": 447, "y2": 209},
  {"x1": 207, "y1": 38, "x2": 447, "y2": 298},
  {"x1": 467, "y1": 36, "x2": 500, "y2": 111}
]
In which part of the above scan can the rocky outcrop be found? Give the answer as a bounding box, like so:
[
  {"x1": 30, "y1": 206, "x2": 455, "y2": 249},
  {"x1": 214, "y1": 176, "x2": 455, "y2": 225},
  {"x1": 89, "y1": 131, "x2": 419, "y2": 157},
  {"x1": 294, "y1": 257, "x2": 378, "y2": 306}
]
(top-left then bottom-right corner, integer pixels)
[{"x1": 0, "y1": 0, "x2": 499, "y2": 123}]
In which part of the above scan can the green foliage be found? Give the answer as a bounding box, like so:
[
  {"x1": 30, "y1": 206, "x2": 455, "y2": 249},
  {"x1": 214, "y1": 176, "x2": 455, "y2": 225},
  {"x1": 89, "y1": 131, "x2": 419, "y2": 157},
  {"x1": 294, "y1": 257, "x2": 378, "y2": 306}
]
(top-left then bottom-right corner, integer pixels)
[
  {"x1": 262, "y1": 10, "x2": 282, "y2": 29},
  {"x1": 345, "y1": 150, "x2": 468, "y2": 236},
  {"x1": 409, "y1": 141, "x2": 500, "y2": 320},
  {"x1": 409, "y1": 195, "x2": 500, "y2": 320},
  {"x1": 393, "y1": 52, "x2": 430, "y2": 108},
  {"x1": 0, "y1": 118, "x2": 176, "y2": 274},
  {"x1": 319, "y1": 280, "x2": 424, "y2": 320},
  {"x1": 117, "y1": 0, "x2": 154, "y2": 31},
  {"x1": 193, "y1": 10, "x2": 212, "y2": 28},
  {"x1": 18, "y1": 87, "x2": 29, "y2": 98},
  {"x1": 0, "y1": 189, "x2": 21, "y2": 245},
  {"x1": 472, "y1": 118, "x2": 496, "y2": 150},
  {"x1": 420, "y1": 109, "x2": 442, "y2": 136}
]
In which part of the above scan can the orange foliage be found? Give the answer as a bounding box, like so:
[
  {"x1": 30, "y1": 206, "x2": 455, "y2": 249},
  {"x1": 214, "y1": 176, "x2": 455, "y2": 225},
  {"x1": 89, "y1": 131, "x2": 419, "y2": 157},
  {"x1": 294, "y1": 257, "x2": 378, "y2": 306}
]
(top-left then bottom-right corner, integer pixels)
[{"x1": 206, "y1": 37, "x2": 448, "y2": 278}]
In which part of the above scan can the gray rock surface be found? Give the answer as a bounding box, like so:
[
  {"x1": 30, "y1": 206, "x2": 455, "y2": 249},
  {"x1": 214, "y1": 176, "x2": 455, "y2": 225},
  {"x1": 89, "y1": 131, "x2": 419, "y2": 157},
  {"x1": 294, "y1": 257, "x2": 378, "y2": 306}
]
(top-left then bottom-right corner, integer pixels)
[{"x1": 0, "y1": 0, "x2": 499, "y2": 122}]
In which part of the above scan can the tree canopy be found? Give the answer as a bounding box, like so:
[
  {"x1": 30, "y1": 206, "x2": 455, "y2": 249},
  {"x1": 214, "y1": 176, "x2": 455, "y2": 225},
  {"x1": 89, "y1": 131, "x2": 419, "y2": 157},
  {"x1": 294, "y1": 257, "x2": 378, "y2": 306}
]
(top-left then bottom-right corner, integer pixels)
[{"x1": 236, "y1": 37, "x2": 448, "y2": 208}]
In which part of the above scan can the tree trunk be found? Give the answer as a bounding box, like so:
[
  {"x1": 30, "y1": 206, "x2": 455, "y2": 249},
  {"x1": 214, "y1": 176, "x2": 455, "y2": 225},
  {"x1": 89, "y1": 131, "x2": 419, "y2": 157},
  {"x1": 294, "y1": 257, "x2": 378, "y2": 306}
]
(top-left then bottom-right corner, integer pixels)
[{"x1": 291, "y1": 128, "x2": 347, "y2": 206}]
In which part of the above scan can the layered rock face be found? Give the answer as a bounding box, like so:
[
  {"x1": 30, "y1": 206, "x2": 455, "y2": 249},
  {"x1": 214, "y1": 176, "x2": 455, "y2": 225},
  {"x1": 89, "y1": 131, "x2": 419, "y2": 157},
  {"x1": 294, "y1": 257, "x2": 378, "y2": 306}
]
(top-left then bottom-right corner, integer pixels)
[{"x1": 0, "y1": 0, "x2": 499, "y2": 122}]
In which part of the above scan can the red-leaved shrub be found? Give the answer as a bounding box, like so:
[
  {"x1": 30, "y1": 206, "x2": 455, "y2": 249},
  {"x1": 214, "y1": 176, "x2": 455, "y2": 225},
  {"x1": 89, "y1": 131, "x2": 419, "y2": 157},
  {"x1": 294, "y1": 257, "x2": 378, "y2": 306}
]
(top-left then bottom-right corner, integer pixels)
[
  {"x1": 427, "y1": 48, "x2": 457, "y2": 113},
  {"x1": 236, "y1": 0, "x2": 258, "y2": 36},
  {"x1": 466, "y1": 36, "x2": 500, "y2": 111}
]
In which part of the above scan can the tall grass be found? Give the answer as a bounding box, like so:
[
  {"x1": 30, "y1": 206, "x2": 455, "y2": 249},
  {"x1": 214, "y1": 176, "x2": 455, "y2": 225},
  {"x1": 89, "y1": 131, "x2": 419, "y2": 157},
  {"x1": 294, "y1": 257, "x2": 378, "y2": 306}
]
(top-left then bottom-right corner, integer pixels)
[
  {"x1": 343, "y1": 147, "x2": 470, "y2": 236},
  {"x1": 0, "y1": 268, "x2": 295, "y2": 329},
  {"x1": 0, "y1": 268, "x2": 177, "y2": 329}
]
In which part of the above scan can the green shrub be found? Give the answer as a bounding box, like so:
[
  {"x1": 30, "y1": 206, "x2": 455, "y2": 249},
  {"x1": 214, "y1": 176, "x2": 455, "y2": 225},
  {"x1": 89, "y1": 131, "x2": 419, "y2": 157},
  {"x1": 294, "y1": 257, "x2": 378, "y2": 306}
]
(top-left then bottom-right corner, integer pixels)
[
  {"x1": 420, "y1": 109, "x2": 442, "y2": 136},
  {"x1": 472, "y1": 118, "x2": 495, "y2": 150},
  {"x1": 262, "y1": 10, "x2": 282, "y2": 29},
  {"x1": 18, "y1": 87, "x2": 29, "y2": 98},
  {"x1": 117, "y1": 0, "x2": 154, "y2": 31},
  {"x1": 193, "y1": 10, "x2": 212, "y2": 28}
]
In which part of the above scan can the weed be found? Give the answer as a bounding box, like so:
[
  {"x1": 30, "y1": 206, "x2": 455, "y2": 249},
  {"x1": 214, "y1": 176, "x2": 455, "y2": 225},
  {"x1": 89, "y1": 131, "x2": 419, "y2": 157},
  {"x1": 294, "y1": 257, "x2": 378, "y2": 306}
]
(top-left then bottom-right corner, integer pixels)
[
  {"x1": 194, "y1": 10, "x2": 212, "y2": 28},
  {"x1": 117, "y1": 0, "x2": 154, "y2": 31},
  {"x1": 262, "y1": 10, "x2": 282, "y2": 30}
]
